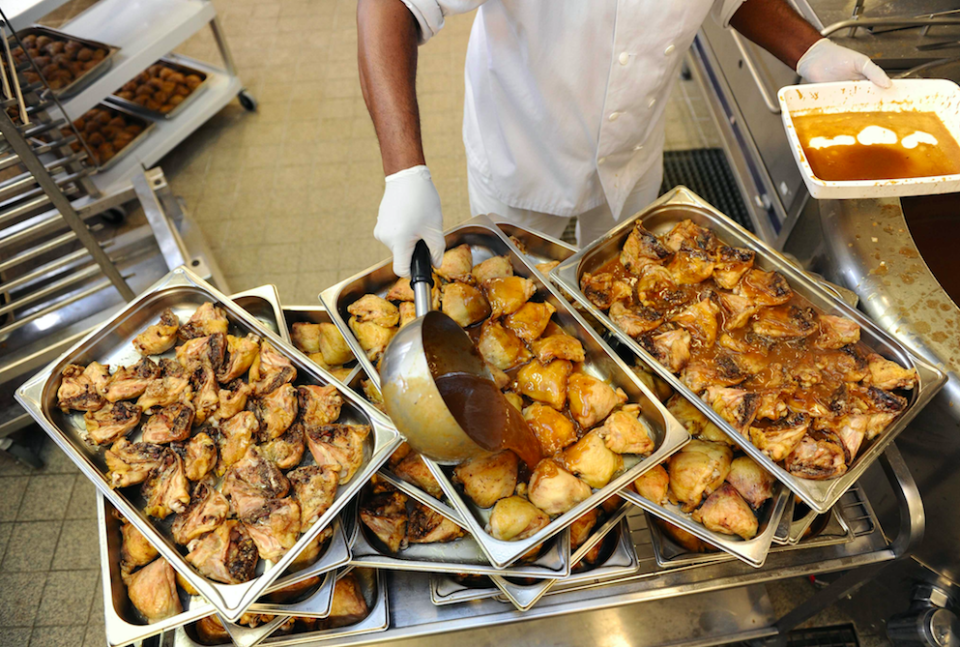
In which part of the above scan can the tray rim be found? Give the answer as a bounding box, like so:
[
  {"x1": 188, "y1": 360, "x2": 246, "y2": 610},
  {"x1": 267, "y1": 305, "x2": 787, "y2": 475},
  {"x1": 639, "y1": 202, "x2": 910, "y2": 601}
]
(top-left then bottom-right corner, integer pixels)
[
  {"x1": 16, "y1": 266, "x2": 402, "y2": 621},
  {"x1": 321, "y1": 215, "x2": 691, "y2": 569},
  {"x1": 551, "y1": 185, "x2": 948, "y2": 513}
]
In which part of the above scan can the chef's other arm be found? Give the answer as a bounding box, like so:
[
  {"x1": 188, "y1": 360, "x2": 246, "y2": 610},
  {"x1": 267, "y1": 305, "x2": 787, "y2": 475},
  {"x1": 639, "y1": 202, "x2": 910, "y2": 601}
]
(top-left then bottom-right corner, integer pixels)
[
  {"x1": 729, "y1": 0, "x2": 891, "y2": 87},
  {"x1": 357, "y1": 0, "x2": 445, "y2": 277}
]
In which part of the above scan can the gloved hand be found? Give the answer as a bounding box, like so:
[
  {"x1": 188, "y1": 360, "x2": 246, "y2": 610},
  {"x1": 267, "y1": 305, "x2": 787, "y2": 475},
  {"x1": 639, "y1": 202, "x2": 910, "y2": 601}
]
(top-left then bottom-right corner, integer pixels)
[
  {"x1": 797, "y1": 38, "x2": 891, "y2": 88},
  {"x1": 374, "y1": 165, "x2": 446, "y2": 277}
]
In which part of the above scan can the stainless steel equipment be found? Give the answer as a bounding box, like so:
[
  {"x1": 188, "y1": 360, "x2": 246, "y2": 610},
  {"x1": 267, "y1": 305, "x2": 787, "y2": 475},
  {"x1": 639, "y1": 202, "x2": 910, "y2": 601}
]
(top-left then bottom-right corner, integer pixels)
[{"x1": 16, "y1": 266, "x2": 402, "y2": 621}]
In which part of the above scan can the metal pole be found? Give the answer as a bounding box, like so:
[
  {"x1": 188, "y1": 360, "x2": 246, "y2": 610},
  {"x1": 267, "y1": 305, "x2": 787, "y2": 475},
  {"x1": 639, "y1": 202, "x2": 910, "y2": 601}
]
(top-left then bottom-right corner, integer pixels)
[
  {"x1": 0, "y1": 109, "x2": 134, "y2": 300},
  {"x1": 209, "y1": 16, "x2": 238, "y2": 76}
]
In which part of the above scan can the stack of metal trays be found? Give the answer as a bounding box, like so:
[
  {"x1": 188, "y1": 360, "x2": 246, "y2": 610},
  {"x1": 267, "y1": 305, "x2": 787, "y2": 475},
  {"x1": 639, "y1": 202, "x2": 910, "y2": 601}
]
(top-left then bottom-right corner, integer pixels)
[
  {"x1": 553, "y1": 186, "x2": 947, "y2": 514},
  {"x1": 15, "y1": 268, "x2": 402, "y2": 623}
]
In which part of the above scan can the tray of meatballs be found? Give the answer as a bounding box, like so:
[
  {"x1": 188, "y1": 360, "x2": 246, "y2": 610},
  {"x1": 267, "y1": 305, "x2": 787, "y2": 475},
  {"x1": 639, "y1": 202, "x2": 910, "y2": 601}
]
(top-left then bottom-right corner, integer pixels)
[
  {"x1": 108, "y1": 56, "x2": 208, "y2": 119},
  {"x1": 16, "y1": 267, "x2": 401, "y2": 622},
  {"x1": 553, "y1": 186, "x2": 946, "y2": 514},
  {"x1": 9, "y1": 27, "x2": 117, "y2": 96},
  {"x1": 321, "y1": 214, "x2": 690, "y2": 570}
]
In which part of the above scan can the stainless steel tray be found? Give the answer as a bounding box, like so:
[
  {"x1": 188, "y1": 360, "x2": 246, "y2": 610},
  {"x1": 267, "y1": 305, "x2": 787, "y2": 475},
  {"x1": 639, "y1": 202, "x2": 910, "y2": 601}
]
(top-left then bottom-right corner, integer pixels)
[
  {"x1": 16, "y1": 267, "x2": 402, "y2": 621},
  {"x1": 106, "y1": 54, "x2": 209, "y2": 120},
  {"x1": 235, "y1": 285, "x2": 290, "y2": 343},
  {"x1": 492, "y1": 504, "x2": 638, "y2": 611},
  {"x1": 553, "y1": 186, "x2": 947, "y2": 513},
  {"x1": 375, "y1": 464, "x2": 465, "y2": 526},
  {"x1": 83, "y1": 102, "x2": 157, "y2": 173},
  {"x1": 430, "y1": 574, "x2": 499, "y2": 606},
  {"x1": 351, "y1": 480, "x2": 571, "y2": 578},
  {"x1": 494, "y1": 222, "x2": 578, "y2": 265},
  {"x1": 13, "y1": 26, "x2": 119, "y2": 98},
  {"x1": 221, "y1": 613, "x2": 289, "y2": 647},
  {"x1": 320, "y1": 215, "x2": 690, "y2": 569}
]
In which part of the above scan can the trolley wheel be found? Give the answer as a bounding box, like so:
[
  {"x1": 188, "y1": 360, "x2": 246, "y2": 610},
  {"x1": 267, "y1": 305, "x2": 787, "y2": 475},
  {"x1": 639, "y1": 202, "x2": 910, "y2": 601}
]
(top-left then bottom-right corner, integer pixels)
[
  {"x1": 101, "y1": 207, "x2": 126, "y2": 224},
  {"x1": 238, "y1": 89, "x2": 258, "y2": 112}
]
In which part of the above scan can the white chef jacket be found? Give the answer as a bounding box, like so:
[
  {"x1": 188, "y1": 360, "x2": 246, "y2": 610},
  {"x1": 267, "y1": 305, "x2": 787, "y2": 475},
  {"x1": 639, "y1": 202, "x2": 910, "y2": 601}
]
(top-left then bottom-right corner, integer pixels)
[{"x1": 401, "y1": 0, "x2": 745, "y2": 219}]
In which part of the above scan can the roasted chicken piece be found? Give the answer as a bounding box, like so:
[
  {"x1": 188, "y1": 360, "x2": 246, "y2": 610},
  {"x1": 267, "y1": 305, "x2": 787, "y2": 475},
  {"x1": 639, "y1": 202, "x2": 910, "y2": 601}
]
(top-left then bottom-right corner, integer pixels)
[
  {"x1": 477, "y1": 320, "x2": 533, "y2": 370},
  {"x1": 186, "y1": 520, "x2": 259, "y2": 584},
  {"x1": 256, "y1": 383, "x2": 298, "y2": 440},
  {"x1": 57, "y1": 363, "x2": 106, "y2": 412},
  {"x1": 393, "y1": 452, "x2": 444, "y2": 498},
  {"x1": 124, "y1": 558, "x2": 182, "y2": 622},
  {"x1": 388, "y1": 442, "x2": 412, "y2": 468},
  {"x1": 222, "y1": 446, "x2": 290, "y2": 518},
  {"x1": 288, "y1": 465, "x2": 339, "y2": 530},
  {"x1": 662, "y1": 220, "x2": 720, "y2": 254},
  {"x1": 386, "y1": 276, "x2": 441, "y2": 309},
  {"x1": 753, "y1": 387, "x2": 791, "y2": 421},
  {"x1": 639, "y1": 328, "x2": 692, "y2": 373},
  {"x1": 260, "y1": 423, "x2": 305, "y2": 470},
  {"x1": 666, "y1": 440, "x2": 733, "y2": 511},
  {"x1": 784, "y1": 430, "x2": 848, "y2": 479},
  {"x1": 609, "y1": 301, "x2": 663, "y2": 338},
  {"x1": 288, "y1": 532, "x2": 330, "y2": 573},
  {"x1": 212, "y1": 378, "x2": 252, "y2": 422},
  {"x1": 172, "y1": 481, "x2": 230, "y2": 544},
  {"x1": 133, "y1": 308, "x2": 180, "y2": 355},
  {"x1": 218, "y1": 333, "x2": 260, "y2": 382},
  {"x1": 527, "y1": 459, "x2": 592, "y2": 515},
  {"x1": 102, "y1": 358, "x2": 161, "y2": 402},
  {"x1": 441, "y1": 282, "x2": 491, "y2": 327},
  {"x1": 214, "y1": 411, "x2": 259, "y2": 474},
  {"x1": 725, "y1": 456, "x2": 773, "y2": 508},
  {"x1": 816, "y1": 415, "x2": 873, "y2": 461},
  {"x1": 567, "y1": 373, "x2": 627, "y2": 429},
  {"x1": 670, "y1": 299, "x2": 720, "y2": 347},
  {"x1": 137, "y1": 358, "x2": 191, "y2": 413},
  {"x1": 717, "y1": 334, "x2": 768, "y2": 374},
  {"x1": 515, "y1": 359, "x2": 573, "y2": 410},
  {"x1": 712, "y1": 246, "x2": 755, "y2": 290},
  {"x1": 179, "y1": 302, "x2": 228, "y2": 341},
  {"x1": 636, "y1": 263, "x2": 677, "y2": 297},
  {"x1": 691, "y1": 483, "x2": 758, "y2": 540},
  {"x1": 305, "y1": 424, "x2": 370, "y2": 484},
  {"x1": 815, "y1": 315, "x2": 860, "y2": 350},
  {"x1": 536, "y1": 260, "x2": 561, "y2": 274},
  {"x1": 106, "y1": 439, "x2": 167, "y2": 488},
  {"x1": 752, "y1": 305, "x2": 818, "y2": 339},
  {"x1": 360, "y1": 491, "x2": 408, "y2": 552},
  {"x1": 142, "y1": 451, "x2": 190, "y2": 519},
  {"x1": 472, "y1": 255, "x2": 513, "y2": 284},
  {"x1": 864, "y1": 353, "x2": 918, "y2": 391},
  {"x1": 666, "y1": 395, "x2": 730, "y2": 444},
  {"x1": 326, "y1": 573, "x2": 370, "y2": 628},
  {"x1": 569, "y1": 509, "x2": 599, "y2": 552},
  {"x1": 529, "y1": 333, "x2": 586, "y2": 364},
  {"x1": 398, "y1": 303, "x2": 417, "y2": 329},
  {"x1": 503, "y1": 301, "x2": 556, "y2": 341},
  {"x1": 620, "y1": 222, "x2": 671, "y2": 274},
  {"x1": 266, "y1": 575, "x2": 322, "y2": 604},
  {"x1": 437, "y1": 244, "x2": 474, "y2": 283},
  {"x1": 735, "y1": 269, "x2": 792, "y2": 306},
  {"x1": 488, "y1": 363, "x2": 511, "y2": 389},
  {"x1": 523, "y1": 403, "x2": 578, "y2": 455},
  {"x1": 195, "y1": 616, "x2": 230, "y2": 643},
  {"x1": 408, "y1": 502, "x2": 465, "y2": 543},
  {"x1": 633, "y1": 464, "x2": 670, "y2": 504},
  {"x1": 681, "y1": 355, "x2": 748, "y2": 394},
  {"x1": 581, "y1": 272, "x2": 634, "y2": 309},
  {"x1": 749, "y1": 412, "x2": 811, "y2": 462},
  {"x1": 703, "y1": 386, "x2": 760, "y2": 433},
  {"x1": 84, "y1": 401, "x2": 142, "y2": 445},
  {"x1": 667, "y1": 245, "x2": 716, "y2": 285},
  {"x1": 453, "y1": 450, "x2": 518, "y2": 508},
  {"x1": 242, "y1": 497, "x2": 301, "y2": 560},
  {"x1": 188, "y1": 361, "x2": 219, "y2": 425},
  {"x1": 718, "y1": 291, "x2": 760, "y2": 331},
  {"x1": 176, "y1": 333, "x2": 226, "y2": 372},
  {"x1": 815, "y1": 347, "x2": 870, "y2": 384},
  {"x1": 489, "y1": 495, "x2": 550, "y2": 541},
  {"x1": 829, "y1": 383, "x2": 906, "y2": 417},
  {"x1": 347, "y1": 295, "x2": 400, "y2": 328},
  {"x1": 141, "y1": 403, "x2": 194, "y2": 444},
  {"x1": 250, "y1": 341, "x2": 297, "y2": 396},
  {"x1": 597, "y1": 404, "x2": 655, "y2": 454},
  {"x1": 120, "y1": 522, "x2": 159, "y2": 574},
  {"x1": 482, "y1": 276, "x2": 537, "y2": 318},
  {"x1": 562, "y1": 430, "x2": 623, "y2": 488},
  {"x1": 293, "y1": 322, "x2": 354, "y2": 366},
  {"x1": 296, "y1": 384, "x2": 343, "y2": 429},
  {"x1": 292, "y1": 322, "x2": 322, "y2": 353},
  {"x1": 348, "y1": 317, "x2": 396, "y2": 362}
]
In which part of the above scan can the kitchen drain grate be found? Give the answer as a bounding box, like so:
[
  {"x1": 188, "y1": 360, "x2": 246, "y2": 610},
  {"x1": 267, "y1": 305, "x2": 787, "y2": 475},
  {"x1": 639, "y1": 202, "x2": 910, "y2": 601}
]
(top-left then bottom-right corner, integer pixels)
[{"x1": 660, "y1": 148, "x2": 753, "y2": 232}]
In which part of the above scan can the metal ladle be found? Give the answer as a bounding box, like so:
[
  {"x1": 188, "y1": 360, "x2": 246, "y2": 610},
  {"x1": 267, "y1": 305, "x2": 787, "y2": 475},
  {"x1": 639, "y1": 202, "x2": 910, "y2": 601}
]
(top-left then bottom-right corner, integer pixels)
[{"x1": 379, "y1": 241, "x2": 541, "y2": 466}]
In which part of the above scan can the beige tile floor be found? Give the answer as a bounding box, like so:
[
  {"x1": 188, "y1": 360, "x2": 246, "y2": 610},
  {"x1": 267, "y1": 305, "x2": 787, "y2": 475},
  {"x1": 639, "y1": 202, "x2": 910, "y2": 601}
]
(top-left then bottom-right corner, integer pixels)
[{"x1": 0, "y1": 2, "x2": 887, "y2": 646}]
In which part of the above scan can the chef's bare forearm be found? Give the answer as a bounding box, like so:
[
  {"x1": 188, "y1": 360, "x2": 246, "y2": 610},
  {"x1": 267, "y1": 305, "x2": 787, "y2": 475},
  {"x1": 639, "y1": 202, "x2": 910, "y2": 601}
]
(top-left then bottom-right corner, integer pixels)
[
  {"x1": 730, "y1": 0, "x2": 822, "y2": 70},
  {"x1": 357, "y1": 0, "x2": 426, "y2": 176}
]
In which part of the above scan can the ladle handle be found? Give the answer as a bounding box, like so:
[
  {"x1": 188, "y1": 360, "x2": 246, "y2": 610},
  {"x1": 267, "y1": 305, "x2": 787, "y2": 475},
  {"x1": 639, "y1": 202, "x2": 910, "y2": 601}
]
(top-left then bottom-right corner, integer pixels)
[{"x1": 411, "y1": 239, "x2": 435, "y2": 317}]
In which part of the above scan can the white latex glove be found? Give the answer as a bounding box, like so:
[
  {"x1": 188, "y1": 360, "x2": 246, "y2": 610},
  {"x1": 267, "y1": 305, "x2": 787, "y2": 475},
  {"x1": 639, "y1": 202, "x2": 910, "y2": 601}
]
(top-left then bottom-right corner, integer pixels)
[
  {"x1": 797, "y1": 38, "x2": 891, "y2": 88},
  {"x1": 374, "y1": 165, "x2": 446, "y2": 277}
]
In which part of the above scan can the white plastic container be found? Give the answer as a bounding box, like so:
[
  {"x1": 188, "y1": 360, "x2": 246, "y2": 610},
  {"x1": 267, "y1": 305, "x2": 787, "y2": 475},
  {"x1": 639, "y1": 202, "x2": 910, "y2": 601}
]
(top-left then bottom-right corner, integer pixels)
[{"x1": 778, "y1": 79, "x2": 960, "y2": 199}]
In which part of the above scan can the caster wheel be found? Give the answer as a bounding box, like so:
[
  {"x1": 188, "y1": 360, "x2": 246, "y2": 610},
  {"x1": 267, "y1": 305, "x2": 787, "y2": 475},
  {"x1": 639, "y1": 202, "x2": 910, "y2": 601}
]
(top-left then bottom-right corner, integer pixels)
[
  {"x1": 101, "y1": 207, "x2": 126, "y2": 224},
  {"x1": 238, "y1": 89, "x2": 258, "y2": 112}
]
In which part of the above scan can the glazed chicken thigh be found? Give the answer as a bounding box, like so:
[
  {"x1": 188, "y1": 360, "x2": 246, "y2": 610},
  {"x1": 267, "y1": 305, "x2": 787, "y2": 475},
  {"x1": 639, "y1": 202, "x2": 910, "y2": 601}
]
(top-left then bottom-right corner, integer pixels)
[
  {"x1": 452, "y1": 451, "x2": 519, "y2": 508},
  {"x1": 691, "y1": 483, "x2": 759, "y2": 539},
  {"x1": 124, "y1": 558, "x2": 182, "y2": 622},
  {"x1": 186, "y1": 520, "x2": 259, "y2": 584},
  {"x1": 133, "y1": 308, "x2": 180, "y2": 355},
  {"x1": 489, "y1": 495, "x2": 550, "y2": 541}
]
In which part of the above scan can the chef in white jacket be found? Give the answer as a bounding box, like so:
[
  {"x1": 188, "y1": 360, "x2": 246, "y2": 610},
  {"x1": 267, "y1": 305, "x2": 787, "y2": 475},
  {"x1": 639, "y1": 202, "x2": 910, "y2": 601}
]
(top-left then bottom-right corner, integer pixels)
[{"x1": 358, "y1": 0, "x2": 890, "y2": 276}]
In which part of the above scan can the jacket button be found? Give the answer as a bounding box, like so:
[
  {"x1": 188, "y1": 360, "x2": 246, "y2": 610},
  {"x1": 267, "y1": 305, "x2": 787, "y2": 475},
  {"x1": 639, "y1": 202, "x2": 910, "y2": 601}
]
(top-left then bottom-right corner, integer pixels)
[{"x1": 619, "y1": 52, "x2": 629, "y2": 65}]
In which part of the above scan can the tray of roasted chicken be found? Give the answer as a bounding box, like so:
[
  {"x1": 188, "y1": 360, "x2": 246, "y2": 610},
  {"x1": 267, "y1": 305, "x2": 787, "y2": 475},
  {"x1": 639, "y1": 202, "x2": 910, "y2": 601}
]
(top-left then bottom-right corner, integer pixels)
[
  {"x1": 321, "y1": 215, "x2": 689, "y2": 570},
  {"x1": 16, "y1": 267, "x2": 401, "y2": 621},
  {"x1": 553, "y1": 186, "x2": 946, "y2": 513},
  {"x1": 175, "y1": 568, "x2": 388, "y2": 646},
  {"x1": 284, "y1": 306, "x2": 359, "y2": 385}
]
